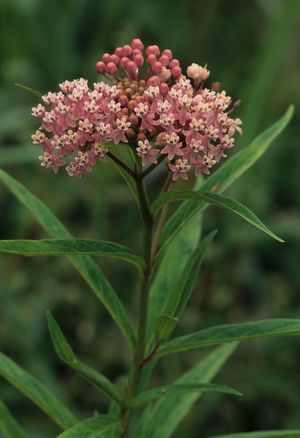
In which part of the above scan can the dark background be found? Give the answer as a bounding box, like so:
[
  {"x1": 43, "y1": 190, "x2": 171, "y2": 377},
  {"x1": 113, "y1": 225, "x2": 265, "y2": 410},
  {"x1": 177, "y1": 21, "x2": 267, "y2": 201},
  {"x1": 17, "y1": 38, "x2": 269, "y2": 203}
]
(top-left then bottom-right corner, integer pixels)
[{"x1": 0, "y1": 0, "x2": 300, "y2": 436}]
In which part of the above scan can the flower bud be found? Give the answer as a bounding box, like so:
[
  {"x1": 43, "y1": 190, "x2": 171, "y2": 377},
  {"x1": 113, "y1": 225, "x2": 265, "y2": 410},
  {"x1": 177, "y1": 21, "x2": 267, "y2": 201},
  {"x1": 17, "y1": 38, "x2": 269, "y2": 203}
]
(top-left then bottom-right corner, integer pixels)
[
  {"x1": 131, "y1": 38, "x2": 144, "y2": 51},
  {"x1": 106, "y1": 62, "x2": 118, "y2": 74},
  {"x1": 152, "y1": 62, "x2": 163, "y2": 74},
  {"x1": 96, "y1": 61, "x2": 106, "y2": 73}
]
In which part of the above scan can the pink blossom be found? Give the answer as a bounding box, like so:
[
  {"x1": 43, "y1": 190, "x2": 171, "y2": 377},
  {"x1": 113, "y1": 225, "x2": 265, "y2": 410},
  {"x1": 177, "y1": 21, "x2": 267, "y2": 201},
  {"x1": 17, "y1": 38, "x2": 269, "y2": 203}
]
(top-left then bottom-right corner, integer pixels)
[{"x1": 31, "y1": 39, "x2": 241, "y2": 179}]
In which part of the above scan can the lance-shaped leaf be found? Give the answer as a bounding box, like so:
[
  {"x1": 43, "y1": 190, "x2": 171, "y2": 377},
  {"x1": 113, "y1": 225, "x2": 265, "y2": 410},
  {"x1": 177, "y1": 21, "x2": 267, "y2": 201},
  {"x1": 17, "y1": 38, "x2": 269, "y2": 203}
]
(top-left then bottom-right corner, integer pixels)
[
  {"x1": 15, "y1": 83, "x2": 42, "y2": 98},
  {"x1": 0, "y1": 353, "x2": 77, "y2": 430},
  {"x1": 210, "y1": 431, "x2": 300, "y2": 438},
  {"x1": 129, "y1": 383, "x2": 241, "y2": 408},
  {"x1": 135, "y1": 343, "x2": 237, "y2": 438},
  {"x1": 147, "y1": 177, "x2": 203, "y2": 344},
  {"x1": 151, "y1": 190, "x2": 283, "y2": 243},
  {"x1": 47, "y1": 312, "x2": 123, "y2": 406},
  {"x1": 155, "y1": 230, "x2": 217, "y2": 341},
  {"x1": 159, "y1": 105, "x2": 294, "y2": 255},
  {"x1": 0, "y1": 169, "x2": 135, "y2": 350},
  {"x1": 57, "y1": 416, "x2": 120, "y2": 437},
  {"x1": 157, "y1": 319, "x2": 300, "y2": 357},
  {"x1": 0, "y1": 400, "x2": 28, "y2": 438},
  {"x1": 0, "y1": 239, "x2": 145, "y2": 271}
]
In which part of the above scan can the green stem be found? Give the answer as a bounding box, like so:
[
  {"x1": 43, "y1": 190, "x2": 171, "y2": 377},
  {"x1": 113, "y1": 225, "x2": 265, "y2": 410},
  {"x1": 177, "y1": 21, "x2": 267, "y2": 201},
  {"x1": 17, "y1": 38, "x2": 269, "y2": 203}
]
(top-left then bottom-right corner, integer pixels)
[{"x1": 121, "y1": 165, "x2": 154, "y2": 437}]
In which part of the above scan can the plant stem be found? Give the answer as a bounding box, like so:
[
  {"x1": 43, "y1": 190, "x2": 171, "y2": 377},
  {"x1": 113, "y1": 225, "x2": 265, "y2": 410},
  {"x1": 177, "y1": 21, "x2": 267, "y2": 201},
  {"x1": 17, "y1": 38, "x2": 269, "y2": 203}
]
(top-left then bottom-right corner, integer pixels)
[
  {"x1": 121, "y1": 166, "x2": 154, "y2": 436},
  {"x1": 107, "y1": 151, "x2": 137, "y2": 179}
]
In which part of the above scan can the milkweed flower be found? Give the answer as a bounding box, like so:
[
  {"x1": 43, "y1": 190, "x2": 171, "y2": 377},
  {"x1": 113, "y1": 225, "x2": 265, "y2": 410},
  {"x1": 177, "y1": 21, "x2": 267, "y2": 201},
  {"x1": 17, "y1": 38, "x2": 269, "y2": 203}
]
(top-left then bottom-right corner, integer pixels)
[{"x1": 31, "y1": 39, "x2": 242, "y2": 180}]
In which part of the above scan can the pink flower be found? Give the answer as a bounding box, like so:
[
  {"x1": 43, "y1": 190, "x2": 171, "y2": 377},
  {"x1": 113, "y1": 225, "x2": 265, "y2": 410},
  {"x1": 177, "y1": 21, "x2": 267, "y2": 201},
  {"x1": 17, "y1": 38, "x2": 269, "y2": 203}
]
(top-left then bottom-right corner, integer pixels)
[
  {"x1": 136, "y1": 140, "x2": 159, "y2": 166},
  {"x1": 31, "y1": 39, "x2": 241, "y2": 179}
]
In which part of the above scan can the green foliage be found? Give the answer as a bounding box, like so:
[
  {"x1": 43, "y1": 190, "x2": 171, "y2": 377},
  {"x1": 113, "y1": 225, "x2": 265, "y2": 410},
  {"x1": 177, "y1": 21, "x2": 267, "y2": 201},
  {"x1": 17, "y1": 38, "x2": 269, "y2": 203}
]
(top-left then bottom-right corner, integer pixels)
[
  {"x1": 211, "y1": 432, "x2": 300, "y2": 438},
  {"x1": 0, "y1": 400, "x2": 28, "y2": 438},
  {"x1": 157, "y1": 319, "x2": 300, "y2": 357},
  {"x1": 159, "y1": 105, "x2": 294, "y2": 255},
  {"x1": 136, "y1": 343, "x2": 238, "y2": 438},
  {"x1": 14, "y1": 83, "x2": 42, "y2": 98},
  {"x1": 0, "y1": 169, "x2": 136, "y2": 350},
  {"x1": 0, "y1": 353, "x2": 77, "y2": 430},
  {"x1": 152, "y1": 190, "x2": 283, "y2": 242},
  {"x1": 129, "y1": 383, "x2": 241, "y2": 408},
  {"x1": 47, "y1": 312, "x2": 124, "y2": 405},
  {"x1": 0, "y1": 238, "x2": 145, "y2": 271},
  {"x1": 154, "y1": 230, "x2": 217, "y2": 342},
  {"x1": 57, "y1": 416, "x2": 120, "y2": 437}
]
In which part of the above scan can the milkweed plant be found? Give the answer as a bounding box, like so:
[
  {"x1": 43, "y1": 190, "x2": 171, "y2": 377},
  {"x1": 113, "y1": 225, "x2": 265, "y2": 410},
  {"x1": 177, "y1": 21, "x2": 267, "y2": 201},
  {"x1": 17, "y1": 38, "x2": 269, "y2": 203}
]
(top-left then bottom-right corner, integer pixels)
[{"x1": 0, "y1": 39, "x2": 297, "y2": 438}]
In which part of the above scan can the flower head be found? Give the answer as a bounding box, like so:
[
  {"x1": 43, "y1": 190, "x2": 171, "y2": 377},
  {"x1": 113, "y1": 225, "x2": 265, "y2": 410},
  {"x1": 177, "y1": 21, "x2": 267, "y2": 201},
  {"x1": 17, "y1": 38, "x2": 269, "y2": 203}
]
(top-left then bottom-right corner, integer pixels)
[{"x1": 31, "y1": 39, "x2": 241, "y2": 179}]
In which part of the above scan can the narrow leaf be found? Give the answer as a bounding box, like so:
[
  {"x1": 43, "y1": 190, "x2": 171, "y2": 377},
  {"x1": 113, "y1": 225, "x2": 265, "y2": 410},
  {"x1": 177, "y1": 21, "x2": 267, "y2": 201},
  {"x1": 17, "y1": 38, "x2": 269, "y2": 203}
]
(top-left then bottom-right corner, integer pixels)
[
  {"x1": 57, "y1": 416, "x2": 119, "y2": 437},
  {"x1": 0, "y1": 239, "x2": 145, "y2": 271},
  {"x1": 152, "y1": 190, "x2": 283, "y2": 242},
  {"x1": 135, "y1": 343, "x2": 237, "y2": 438},
  {"x1": 159, "y1": 105, "x2": 294, "y2": 255},
  {"x1": 47, "y1": 312, "x2": 123, "y2": 405},
  {"x1": 155, "y1": 230, "x2": 217, "y2": 341},
  {"x1": 0, "y1": 169, "x2": 135, "y2": 350},
  {"x1": 15, "y1": 82, "x2": 42, "y2": 98},
  {"x1": 210, "y1": 431, "x2": 300, "y2": 438},
  {"x1": 0, "y1": 400, "x2": 28, "y2": 438},
  {"x1": 0, "y1": 353, "x2": 77, "y2": 429},
  {"x1": 15, "y1": 83, "x2": 42, "y2": 98},
  {"x1": 154, "y1": 315, "x2": 179, "y2": 342},
  {"x1": 147, "y1": 177, "x2": 203, "y2": 343},
  {"x1": 129, "y1": 383, "x2": 241, "y2": 407},
  {"x1": 157, "y1": 319, "x2": 300, "y2": 357}
]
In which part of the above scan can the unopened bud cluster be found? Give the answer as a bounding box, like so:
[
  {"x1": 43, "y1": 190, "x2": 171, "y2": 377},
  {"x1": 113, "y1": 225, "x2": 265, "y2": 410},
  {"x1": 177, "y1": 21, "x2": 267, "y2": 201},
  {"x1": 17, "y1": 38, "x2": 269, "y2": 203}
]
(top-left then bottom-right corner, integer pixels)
[{"x1": 32, "y1": 39, "x2": 242, "y2": 179}]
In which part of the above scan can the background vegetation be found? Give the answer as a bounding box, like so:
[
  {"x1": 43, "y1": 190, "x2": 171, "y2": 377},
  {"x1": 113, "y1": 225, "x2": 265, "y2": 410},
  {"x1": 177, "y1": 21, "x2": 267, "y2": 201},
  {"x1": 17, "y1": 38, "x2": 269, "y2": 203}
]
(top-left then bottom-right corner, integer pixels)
[{"x1": 0, "y1": 0, "x2": 299, "y2": 436}]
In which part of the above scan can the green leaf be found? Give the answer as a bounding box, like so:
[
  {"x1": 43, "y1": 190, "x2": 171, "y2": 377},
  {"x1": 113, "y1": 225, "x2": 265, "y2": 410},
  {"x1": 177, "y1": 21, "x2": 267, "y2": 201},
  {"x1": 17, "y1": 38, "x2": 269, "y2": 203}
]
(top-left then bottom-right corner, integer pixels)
[
  {"x1": 46, "y1": 312, "x2": 123, "y2": 405},
  {"x1": 0, "y1": 400, "x2": 28, "y2": 438},
  {"x1": 14, "y1": 83, "x2": 42, "y2": 98},
  {"x1": 0, "y1": 169, "x2": 135, "y2": 350},
  {"x1": 147, "y1": 177, "x2": 203, "y2": 344},
  {"x1": 152, "y1": 190, "x2": 283, "y2": 243},
  {"x1": 57, "y1": 416, "x2": 120, "y2": 437},
  {"x1": 155, "y1": 230, "x2": 217, "y2": 341},
  {"x1": 0, "y1": 239, "x2": 145, "y2": 271},
  {"x1": 154, "y1": 315, "x2": 179, "y2": 343},
  {"x1": 210, "y1": 431, "x2": 300, "y2": 438},
  {"x1": 129, "y1": 383, "x2": 241, "y2": 407},
  {"x1": 157, "y1": 319, "x2": 300, "y2": 357},
  {"x1": 135, "y1": 343, "x2": 237, "y2": 438},
  {"x1": 0, "y1": 353, "x2": 77, "y2": 430},
  {"x1": 159, "y1": 105, "x2": 294, "y2": 255}
]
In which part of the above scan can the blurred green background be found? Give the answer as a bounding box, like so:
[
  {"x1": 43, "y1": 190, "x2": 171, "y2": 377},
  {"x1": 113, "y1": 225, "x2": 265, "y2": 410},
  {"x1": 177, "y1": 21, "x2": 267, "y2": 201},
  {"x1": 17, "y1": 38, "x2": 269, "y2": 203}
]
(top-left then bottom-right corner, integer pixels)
[{"x1": 0, "y1": 0, "x2": 300, "y2": 436}]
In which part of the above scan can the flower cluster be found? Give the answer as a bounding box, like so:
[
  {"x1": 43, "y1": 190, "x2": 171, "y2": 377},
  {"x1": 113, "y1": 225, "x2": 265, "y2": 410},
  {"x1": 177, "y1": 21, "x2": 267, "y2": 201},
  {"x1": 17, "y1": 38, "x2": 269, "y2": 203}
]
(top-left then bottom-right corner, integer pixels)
[{"x1": 31, "y1": 38, "x2": 242, "y2": 179}]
